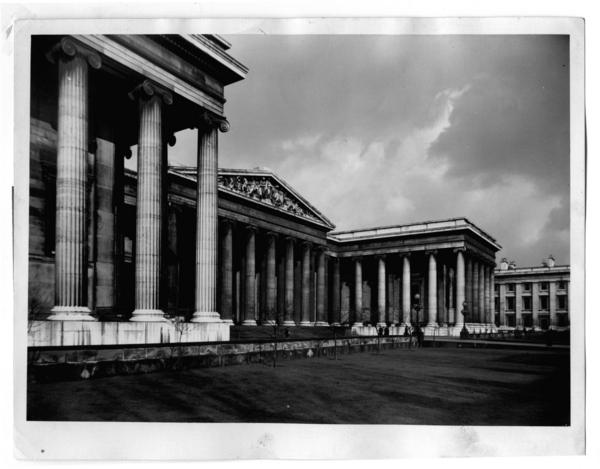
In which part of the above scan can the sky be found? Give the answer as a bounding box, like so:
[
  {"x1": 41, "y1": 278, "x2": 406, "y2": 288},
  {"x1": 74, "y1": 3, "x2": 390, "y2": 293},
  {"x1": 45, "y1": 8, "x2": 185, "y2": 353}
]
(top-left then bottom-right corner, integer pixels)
[{"x1": 167, "y1": 34, "x2": 570, "y2": 267}]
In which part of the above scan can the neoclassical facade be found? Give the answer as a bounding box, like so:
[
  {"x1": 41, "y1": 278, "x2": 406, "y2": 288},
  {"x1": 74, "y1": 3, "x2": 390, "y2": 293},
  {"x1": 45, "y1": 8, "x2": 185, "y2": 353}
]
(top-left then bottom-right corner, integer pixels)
[
  {"x1": 494, "y1": 257, "x2": 570, "y2": 331},
  {"x1": 27, "y1": 34, "x2": 501, "y2": 347}
]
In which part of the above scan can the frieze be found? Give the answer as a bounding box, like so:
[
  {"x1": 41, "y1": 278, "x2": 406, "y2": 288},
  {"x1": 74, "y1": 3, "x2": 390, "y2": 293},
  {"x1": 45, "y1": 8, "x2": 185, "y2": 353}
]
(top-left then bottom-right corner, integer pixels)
[{"x1": 218, "y1": 174, "x2": 319, "y2": 222}]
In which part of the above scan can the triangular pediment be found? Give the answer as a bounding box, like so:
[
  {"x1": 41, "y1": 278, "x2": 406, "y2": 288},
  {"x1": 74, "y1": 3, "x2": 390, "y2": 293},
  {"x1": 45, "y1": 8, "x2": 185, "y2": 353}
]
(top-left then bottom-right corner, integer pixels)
[{"x1": 169, "y1": 166, "x2": 334, "y2": 229}]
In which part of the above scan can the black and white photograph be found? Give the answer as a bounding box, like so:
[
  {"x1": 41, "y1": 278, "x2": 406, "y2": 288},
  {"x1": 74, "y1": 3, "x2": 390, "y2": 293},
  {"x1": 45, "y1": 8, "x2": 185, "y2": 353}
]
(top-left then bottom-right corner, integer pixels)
[{"x1": 7, "y1": 9, "x2": 587, "y2": 461}]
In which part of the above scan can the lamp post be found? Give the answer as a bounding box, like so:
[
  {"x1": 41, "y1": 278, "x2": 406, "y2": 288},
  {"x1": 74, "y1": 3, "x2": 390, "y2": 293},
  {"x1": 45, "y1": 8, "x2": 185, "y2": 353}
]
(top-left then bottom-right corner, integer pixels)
[{"x1": 413, "y1": 293, "x2": 421, "y2": 327}]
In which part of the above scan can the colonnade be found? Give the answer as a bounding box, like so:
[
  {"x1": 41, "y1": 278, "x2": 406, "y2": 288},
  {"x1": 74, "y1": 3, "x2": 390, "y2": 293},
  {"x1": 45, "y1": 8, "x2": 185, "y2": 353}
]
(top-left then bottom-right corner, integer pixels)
[{"x1": 46, "y1": 37, "x2": 229, "y2": 323}]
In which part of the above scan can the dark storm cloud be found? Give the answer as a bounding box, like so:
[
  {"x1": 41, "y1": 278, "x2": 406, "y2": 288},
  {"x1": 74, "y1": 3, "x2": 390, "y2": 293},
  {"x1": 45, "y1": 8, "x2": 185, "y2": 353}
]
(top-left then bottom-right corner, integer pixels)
[{"x1": 169, "y1": 34, "x2": 570, "y2": 266}]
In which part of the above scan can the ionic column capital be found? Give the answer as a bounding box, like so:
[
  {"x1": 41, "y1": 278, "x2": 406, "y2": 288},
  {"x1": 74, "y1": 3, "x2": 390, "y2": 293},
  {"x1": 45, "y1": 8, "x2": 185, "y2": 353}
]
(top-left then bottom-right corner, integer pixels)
[
  {"x1": 195, "y1": 110, "x2": 231, "y2": 133},
  {"x1": 245, "y1": 224, "x2": 258, "y2": 234},
  {"x1": 128, "y1": 79, "x2": 174, "y2": 105},
  {"x1": 46, "y1": 37, "x2": 102, "y2": 70},
  {"x1": 453, "y1": 247, "x2": 467, "y2": 253},
  {"x1": 425, "y1": 249, "x2": 438, "y2": 257}
]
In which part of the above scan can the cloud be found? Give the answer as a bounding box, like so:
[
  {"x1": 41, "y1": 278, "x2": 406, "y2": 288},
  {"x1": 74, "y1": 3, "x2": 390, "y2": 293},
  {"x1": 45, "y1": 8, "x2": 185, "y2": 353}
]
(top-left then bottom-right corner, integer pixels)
[{"x1": 165, "y1": 35, "x2": 570, "y2": 267}]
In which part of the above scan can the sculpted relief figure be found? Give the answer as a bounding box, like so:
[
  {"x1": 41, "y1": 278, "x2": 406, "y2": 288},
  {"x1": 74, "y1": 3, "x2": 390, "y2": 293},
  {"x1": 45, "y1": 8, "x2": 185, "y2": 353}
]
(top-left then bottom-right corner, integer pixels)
[{"x1": 218, "y1": 174, "x2": 318, "y2": 221}]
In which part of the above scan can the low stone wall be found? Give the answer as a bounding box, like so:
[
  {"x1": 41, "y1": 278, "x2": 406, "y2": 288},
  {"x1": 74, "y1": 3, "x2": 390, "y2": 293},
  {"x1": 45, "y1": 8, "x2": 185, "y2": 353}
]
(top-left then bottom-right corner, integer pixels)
[
  {"x1": 28, "y1": 336, "x2": 411, "y2": 383},
  {"x1": 27, "y1": 320, "x2": 230, "y2": 347}
]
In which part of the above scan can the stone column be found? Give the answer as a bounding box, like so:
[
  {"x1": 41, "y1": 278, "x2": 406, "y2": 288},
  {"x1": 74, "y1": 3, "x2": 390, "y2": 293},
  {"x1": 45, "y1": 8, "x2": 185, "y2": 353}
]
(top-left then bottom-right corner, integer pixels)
[
  {"x1": 300, "y1": 242, "x2": 313, "y2": 326},
  {"x1": 488, "y1": 268, "x2": 495, "y2": 324},
  {"x1": 129, "y1": 80, "x2": 172, "y2": 322},
  {"x1": 331, "y1": 257, "x2": 341, "y2": 326},
  {"x1": 401, "y1": 255, "x2": 411, "y2": 326},
  {"x1": 472, "y1": 259, "x2": 480, "y2": 323},
  {"x1": 242, "y1": 226, "x2": 257, "y2": 326},
  {"x1": 482, "y1": 266, "x2": 488, "y2": 324},
  {"x1": 377, "y1": 256, "x2": 387, "y2": 327},
  {"x1": 353, "y1": 257, "x2": 363, "y2": 327},
  {"x1": 455, "y1": 249, "x2": 465, "y2": 326},
  {"x1": 427, "y1": 251, "x2": 438, "y2": 327},
  {"x1": 499, "y1": 284, "x2": 507, "y2": 327},
  {"x1": 465, "y1": 256, "x2": 473, "y2": 322},
  {"x1": 438, "y1": 263, "x2": 447, "y2": 325},
  {"x1": 283, "y1": 237, "x2": 296, "y2": 326},
  {"x1": 478, "y1": 262, "x2": 485, "y2": 324},
  {"x1": 220, "y1": 219, "x2": 234, "y2": 324},
  {"x1": 448, "y1": 267, "x2": 455, "y2": 324},
  {"x1": 47, "y1": 38, "x2": 101, "y2": 321},
  {"x1": 262, "y1": 232, "x2": 278, "y2": 325},
  {"x1": 192, "y1": 114, "x2": 230, "y2": 323},
  {"x1": 315, "y1": 248, "x2": 328, "y2": 326}
]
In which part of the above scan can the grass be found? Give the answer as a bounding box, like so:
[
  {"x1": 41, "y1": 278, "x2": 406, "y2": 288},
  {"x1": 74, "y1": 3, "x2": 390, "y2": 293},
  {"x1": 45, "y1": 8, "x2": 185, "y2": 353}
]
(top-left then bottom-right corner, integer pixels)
[{"x1": 27, "y1": 347, "x2": 570, "y2": 425}]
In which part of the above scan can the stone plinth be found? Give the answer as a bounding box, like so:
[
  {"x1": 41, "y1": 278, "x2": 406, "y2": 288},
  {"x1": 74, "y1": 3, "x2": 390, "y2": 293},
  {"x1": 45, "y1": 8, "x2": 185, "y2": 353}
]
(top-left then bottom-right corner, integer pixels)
[{"x1": 28, "y1": 320, "x2": 230, "y2": 347}]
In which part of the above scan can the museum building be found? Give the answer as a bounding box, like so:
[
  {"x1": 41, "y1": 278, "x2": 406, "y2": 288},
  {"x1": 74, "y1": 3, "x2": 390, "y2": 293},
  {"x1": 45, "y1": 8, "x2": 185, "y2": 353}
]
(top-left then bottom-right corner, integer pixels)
[
  {"x1": 27, "y1": 34, "x2": 502, "y2": 347},
  {"x1": 494, "y1": 257, "x2": 570, "y2": 331}
]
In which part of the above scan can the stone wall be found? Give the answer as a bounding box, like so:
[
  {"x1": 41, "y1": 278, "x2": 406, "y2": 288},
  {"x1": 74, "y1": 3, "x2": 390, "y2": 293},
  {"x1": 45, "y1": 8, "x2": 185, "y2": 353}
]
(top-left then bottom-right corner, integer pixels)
[{"x1": 28, "y1": 335, "x2": 411, "y2": 382}]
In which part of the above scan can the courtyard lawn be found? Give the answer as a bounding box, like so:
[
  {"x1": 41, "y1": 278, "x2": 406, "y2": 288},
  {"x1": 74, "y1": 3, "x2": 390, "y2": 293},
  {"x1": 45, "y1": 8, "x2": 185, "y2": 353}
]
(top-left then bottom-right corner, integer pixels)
[{"x1": 27, "y1": 347, "x2": 570, "y2": 425}]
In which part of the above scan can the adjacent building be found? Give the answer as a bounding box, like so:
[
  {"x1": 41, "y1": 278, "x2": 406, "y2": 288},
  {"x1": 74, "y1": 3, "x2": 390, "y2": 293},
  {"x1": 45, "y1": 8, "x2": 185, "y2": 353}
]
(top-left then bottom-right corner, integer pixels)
[{"x1": 494, "y1": 256, "x2": 570, "y2": 331}]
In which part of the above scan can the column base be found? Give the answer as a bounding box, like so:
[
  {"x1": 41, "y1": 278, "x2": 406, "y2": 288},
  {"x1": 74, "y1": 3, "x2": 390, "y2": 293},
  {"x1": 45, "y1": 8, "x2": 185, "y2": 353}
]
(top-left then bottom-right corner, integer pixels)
[
  {"x1": 282, "y1": 320, "x2": 296, "y2": 327},
  {"x1": 351, "y1": 322, "x2": 363, "y2": 328},
  {"x1": 130, "y1": 309, "x2": 166, "y2": 322},
  {"x1": 331, "y1": 322, "x2": 341, "y2": 327},
  {"x1": 47, "y1": 306, "x2": 96, "y2": 322},
  {"x1": 262, "y1": 319, "x2": 277, "y2": 326},
  {"x1": 376, "y1": 322, "x2": 387, "y2": 328},
  {"x1": 299, "y1": 321, "x2": 313, "y2": 327},
  {"x1": 241, "y1": 319, "x2": 257, "y2": 326},
  {"x1": 190, "y1": 311, "x2": 221, "y2": 323},
  {"x1": 314, "y1": 321, "x2": 329, "y2": 327},
  {"x1": 220, "y1": 319, "x2": 234, "y2": 326}
]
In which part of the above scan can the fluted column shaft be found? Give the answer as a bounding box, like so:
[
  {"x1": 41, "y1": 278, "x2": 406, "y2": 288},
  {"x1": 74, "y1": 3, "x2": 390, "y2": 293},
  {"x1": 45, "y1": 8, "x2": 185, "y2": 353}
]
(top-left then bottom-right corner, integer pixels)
[
  {"x1": 473, "y1": 261, "x2": 480, "y2": 323},
  {"x1": 131, "y1": 82, "x2": 171, "y2": 322},
  {"x1": 401, "y1": 256, "x2": 411, "y2": 326},
  {"x1": 283, "y1": 237, "x2": 296, "y2": 326},
  {"x1": 331, "y1": 258, "x2": 341, "y2": 325},
  {"x1": 465, "y1": 257, "x2": 473, "y2": 321},
  {"x1": 264, "y1": 232, "x2": 277, "y2": 325},
  {"x1": 455, "y1": 250, "x2": 466, "y2": 326},
  {"x1": 427, "y1": 252, "x2": 438, "y2": 327},
  {"x1": 50, "y1": 50, "x2": 95, "y2": 321},
  {"x1": 353, "y1": 258, "x2": 363, "y2": 326},
  {"x1": 220, "y1": 220, "x2": 234, "y2": 324},
  {"x1": 315, "y1": 249, "x2": 328, "y2": 326},
  {"x1": 478, "y1": 263, "x2": 485, "y2": 323},
  {"x1": 488, "y1": 266, "x2": 496, "y2": 324},
  {"x1": 242, "y1": 227, "x2": 257, "y2": 326},
  {"x1": 190, "y1": 125, "x2": 220, "y2": 322},
  {"x1": 377, "y1": 256, "x2": 387, "y2": 327},
  {"x1": 448, "y1": 268, "x2": 455, "y2": 324},
  {"x1": 300, "y1": 243, "x2": 312, "y2": 326}
]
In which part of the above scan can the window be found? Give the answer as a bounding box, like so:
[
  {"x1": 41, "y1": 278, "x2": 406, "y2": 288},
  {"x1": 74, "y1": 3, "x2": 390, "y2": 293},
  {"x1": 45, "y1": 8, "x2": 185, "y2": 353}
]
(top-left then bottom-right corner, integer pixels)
[
  {"x1": 506, "y1": 297, "x2": 515, "y2": 311},
  {"x1": 494, "y1": 297, "x2": 499, "y2": 312},
  {"x1": 558, "y1": 313, "x2": 569, "y2": 327},
  {"x1": 522, "y1": 314, "x2": 533, "y2": 328},
  {"x1": 522, "y1": 296, "x2": 532, "y2": 311},
  {"x1": 540, "y1": 282, "x2": 549, "y2": 291},
  {"x1": 538, "y1": 315, "x2": 550, "y2": 330},
  {"x1": 494, "y1": 284, "x2": 499, "y2": 293},
  {"x1": 558, "y1": 281, "x2": 567, "y2": 290},
  {"x1": 539, "y1": 295, "x2": 549, "y2": 311},
  {"x1": 507, "y1": 314, "x2": 516, "y2": 327},
  {"x1": 506, "y1": 283, "x2": 515, "y2": 292},
  {"x1": 557, "y1": 295, "x2": 568, "y2": 310},
  {"x1": 523, "y1": 283, "x2": 531, "y2": 292}
]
